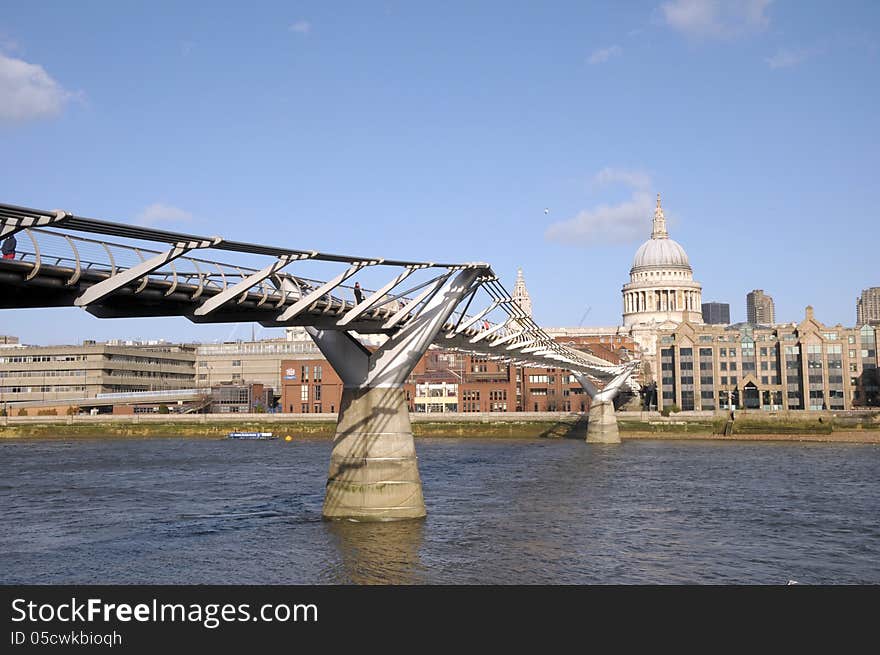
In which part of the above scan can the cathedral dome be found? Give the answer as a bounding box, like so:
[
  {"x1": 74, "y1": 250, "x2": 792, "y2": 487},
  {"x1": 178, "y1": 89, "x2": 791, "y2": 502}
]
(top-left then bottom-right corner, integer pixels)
[
  {"x1": 632, "y1": 238, "x2": 690, "y2": 269},
  {"x1": 630, "y1": 194, "x2": 691, "y2": 271},
  {"x1": 622, "y1": 194, "x2": 703, "y2": 329}
]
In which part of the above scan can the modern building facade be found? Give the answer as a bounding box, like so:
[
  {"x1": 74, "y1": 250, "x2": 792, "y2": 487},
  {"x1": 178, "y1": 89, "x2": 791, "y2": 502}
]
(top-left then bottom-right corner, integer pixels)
[
  {"x1": 195, "y1": 336, "x2": 321, "y2": 392},
  {"x1": 701, "y1": 302, "x2": 730, "y2": 325},
  {"x1": 210, "y1": 382, "x2": 275, "y2": 413},
  {"x1": 653, "y1": 307, "x2": 879, "y2": 412},
  {"x1": 746, "y1": 289, "x2": 776, "y2": 325},
  {"x1": 856, "y1": 287, "x2": 880, "y2": 326},
  {"x1": 0, "y1": 342, "x2": 197, "y2": 407}
]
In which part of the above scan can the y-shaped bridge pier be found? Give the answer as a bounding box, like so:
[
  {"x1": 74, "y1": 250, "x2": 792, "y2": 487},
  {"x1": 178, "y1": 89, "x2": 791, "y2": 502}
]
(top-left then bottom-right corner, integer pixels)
[{"x1": 0, "y1": 201, "x2": 638, "y2": 520}]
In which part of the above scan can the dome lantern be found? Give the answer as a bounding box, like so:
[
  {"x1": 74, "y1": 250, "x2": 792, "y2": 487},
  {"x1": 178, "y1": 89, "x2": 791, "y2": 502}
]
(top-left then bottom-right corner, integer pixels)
[{"x1": 652, "y1": 193, "x2": 668, "y2": 239}]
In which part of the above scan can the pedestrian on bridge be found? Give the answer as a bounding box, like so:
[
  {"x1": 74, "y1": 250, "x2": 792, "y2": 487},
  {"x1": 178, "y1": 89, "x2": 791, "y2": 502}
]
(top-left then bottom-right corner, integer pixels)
[
  {"x1": 353, "y1": 282, "x2": 364, "y2": 305},
  {"x1": 1, "y1": 234, "x2": 16, "y2": 260}
]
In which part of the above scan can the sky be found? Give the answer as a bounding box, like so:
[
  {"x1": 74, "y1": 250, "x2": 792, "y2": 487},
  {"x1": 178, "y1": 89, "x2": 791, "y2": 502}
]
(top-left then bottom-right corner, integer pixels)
[{"x1": 1, "y1": 1, "x2": 878, "y2": 345}]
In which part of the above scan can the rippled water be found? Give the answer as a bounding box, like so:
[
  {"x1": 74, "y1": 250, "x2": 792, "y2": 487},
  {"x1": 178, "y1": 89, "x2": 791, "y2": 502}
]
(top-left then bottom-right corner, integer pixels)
[{"x1": 1, "y1": 437, "x2": 878, "y2": 584}]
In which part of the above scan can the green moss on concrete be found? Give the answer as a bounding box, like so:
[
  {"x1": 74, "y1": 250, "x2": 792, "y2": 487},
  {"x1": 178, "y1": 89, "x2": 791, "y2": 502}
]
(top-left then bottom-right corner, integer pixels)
[
  {"x1": 728, "y1": 419, "x2": 833, "y2": 435},
  {"x1": 412, "y1": 419, "x2": 585, "y2": 439},
  {"x1": 1, "y1": 412, "x2": 877, "y2": 440},
  {"x1": 0, "y1": 421, "x2": 337, "y2": 440},
  {"x1": 617, "y1": 419, "x2": 723, "y2": 434}
]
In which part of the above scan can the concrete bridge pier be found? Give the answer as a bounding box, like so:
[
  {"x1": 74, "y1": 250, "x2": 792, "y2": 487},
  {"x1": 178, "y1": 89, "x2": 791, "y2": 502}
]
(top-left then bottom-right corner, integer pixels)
[
  {"x1": 574, "y1": 364, "x2": 638, "y2": 444},
  {"x1": 307, "y1": 268, "x2": 481, "y2": 521},
  {"x1": 586, "y1": 399, "x2": 620, "y2": 444}
]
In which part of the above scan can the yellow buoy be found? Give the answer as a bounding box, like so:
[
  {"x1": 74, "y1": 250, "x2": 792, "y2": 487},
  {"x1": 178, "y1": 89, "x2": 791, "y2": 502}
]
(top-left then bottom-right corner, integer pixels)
[{"x1": 285, "y1": 435, "x2": 293, "y2": 442}]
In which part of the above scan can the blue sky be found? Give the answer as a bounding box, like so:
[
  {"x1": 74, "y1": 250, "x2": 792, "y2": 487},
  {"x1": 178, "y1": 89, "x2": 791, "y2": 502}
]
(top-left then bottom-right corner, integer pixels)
[{"x1": 1, "y1": 1, "x2": 877, "y2": 344}]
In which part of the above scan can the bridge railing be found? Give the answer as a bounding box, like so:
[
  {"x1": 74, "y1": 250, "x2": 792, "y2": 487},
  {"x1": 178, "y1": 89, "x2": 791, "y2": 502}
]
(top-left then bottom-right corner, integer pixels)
[
  {"x1": 1, "y1": 201, "x2": 635, "y2": 382},
  {"x1": 12, "y1": 227, "x2": 342, "y2": 306}
]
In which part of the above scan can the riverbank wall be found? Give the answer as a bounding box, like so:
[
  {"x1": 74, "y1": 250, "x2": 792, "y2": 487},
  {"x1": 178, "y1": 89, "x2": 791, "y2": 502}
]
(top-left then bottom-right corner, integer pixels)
[{"x1": 1, "y1": 409, "x2": 879, "y2": 442}]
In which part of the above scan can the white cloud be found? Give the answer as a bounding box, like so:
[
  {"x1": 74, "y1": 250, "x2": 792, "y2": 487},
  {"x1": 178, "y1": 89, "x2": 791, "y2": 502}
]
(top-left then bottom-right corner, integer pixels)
[
  {"x1": 545, "y1": 169, "x2": 655, "y2": 247},
  {"x1": 765, "y1": 47, "x2": 811, "y2": 69},
  {"x1": 135, "y1": 203, "x2": 194, "y2": 227},
  {"x1": 545, "y1": 192, "x2": 654, "y2": 247},
  {"x1": 289, "y1": 20, "x2": 311, "y2": 35},
  {"x1": 588, "y1": 45, "x2": 622, "y2": 65},
  {"x1": 592, "y1": 167, "x2": 653, "y2": 191},
  {"x1": 0, "y1": 52, "x2": 73, "y2": 123},
  {"x1": 660, "y1": 0, "x2": 772, "y2": 40}
]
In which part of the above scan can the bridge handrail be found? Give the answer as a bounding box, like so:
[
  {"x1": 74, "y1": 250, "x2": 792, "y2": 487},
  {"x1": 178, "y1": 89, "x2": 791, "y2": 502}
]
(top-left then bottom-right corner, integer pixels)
[
  {"x1": 1, "y1": 201, "x2": 638, "y2": 384},
  {"x1": 94, "y1": 388, "x2": 203, "y2": 400}
]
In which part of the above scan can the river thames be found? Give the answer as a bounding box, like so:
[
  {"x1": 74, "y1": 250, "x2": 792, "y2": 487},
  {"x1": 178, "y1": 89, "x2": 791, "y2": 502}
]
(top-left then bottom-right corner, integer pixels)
[{"x1": 1, "y1": 437, "x2": 878, "y2": 584}]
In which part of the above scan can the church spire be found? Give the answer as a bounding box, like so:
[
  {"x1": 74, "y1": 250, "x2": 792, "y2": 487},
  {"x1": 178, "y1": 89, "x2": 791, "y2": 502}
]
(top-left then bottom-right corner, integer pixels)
[
  {"x1": 652, "y1": 192, "x2": 668, "y2": 239},
  {"x1": 512, "y1": 267, "x2": 533, "y2": 318}
]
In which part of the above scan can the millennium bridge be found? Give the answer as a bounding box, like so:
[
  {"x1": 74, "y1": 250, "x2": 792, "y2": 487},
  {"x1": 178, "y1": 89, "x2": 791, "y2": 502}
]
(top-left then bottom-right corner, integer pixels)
[{"x1": 0, "y1": 201, "x2": 638, "y2": 520}]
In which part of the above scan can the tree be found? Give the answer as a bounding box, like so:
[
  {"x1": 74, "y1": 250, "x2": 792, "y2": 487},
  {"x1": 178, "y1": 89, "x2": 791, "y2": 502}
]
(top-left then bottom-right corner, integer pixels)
[
  {"x1": 661, "y1": 404, "x2": 681, "y2": 417},
  {"x1": 157, "y1": 404, "x2": 170, "y2": 414}
]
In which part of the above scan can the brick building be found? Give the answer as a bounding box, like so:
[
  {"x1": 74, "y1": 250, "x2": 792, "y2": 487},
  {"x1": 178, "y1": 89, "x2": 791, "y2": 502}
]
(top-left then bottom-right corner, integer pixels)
[{"x1": 279, "y1": 331, "x2": 637, "y2": 415}]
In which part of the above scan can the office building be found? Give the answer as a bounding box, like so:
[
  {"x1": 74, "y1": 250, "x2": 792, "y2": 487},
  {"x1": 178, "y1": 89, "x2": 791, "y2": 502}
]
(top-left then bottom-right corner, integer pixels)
[
  {"x1": 701, "y1": 302, "x2": 730, "y2": 325},
  {"x1": 856, "y1": 287, "x2": 880, "y2": 325},
  {"x1": 0, "y1": 341, "x2": 196, "y2": 407},
  {"x1": 746, "y1": 289, "x2": 775, "y2": 325},
  {"x1": 654, "y1": 306, "x2": 879, "y2": 412}
]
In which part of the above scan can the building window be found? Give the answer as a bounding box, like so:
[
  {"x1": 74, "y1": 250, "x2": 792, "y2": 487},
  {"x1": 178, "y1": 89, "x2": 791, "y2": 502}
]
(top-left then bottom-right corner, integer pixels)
[
  {"x1": 314, "y1": 365, "x2": 322, "y2": 382},
  {"x1": 301, "y1": 385, "x2": 308, "y2": 402},
  {"x1": 301, "y1": 366, "x2": 309, "y2": 383},
  {"x1": 231, "y1": 360, "x2": 241, "y2": 367}
]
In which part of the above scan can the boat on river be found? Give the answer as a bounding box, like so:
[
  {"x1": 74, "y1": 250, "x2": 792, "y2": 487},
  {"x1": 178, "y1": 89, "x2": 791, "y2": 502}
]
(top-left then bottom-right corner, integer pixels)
[{"x1": 227, "y1": 431, "x2": 276, "y2": 440}]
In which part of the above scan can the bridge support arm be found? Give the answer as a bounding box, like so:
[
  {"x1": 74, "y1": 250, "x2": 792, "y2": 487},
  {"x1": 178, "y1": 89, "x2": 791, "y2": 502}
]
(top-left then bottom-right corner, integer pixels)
[
  {"x1": 75, "y1": 238, "x2": 220, "y2": 307},
  {"x1": 193, "y1": 253, "x2": 313, "y2": 316},
  {"x1": 308, "y1": 268, "x2": 482, "y2": 521}
]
